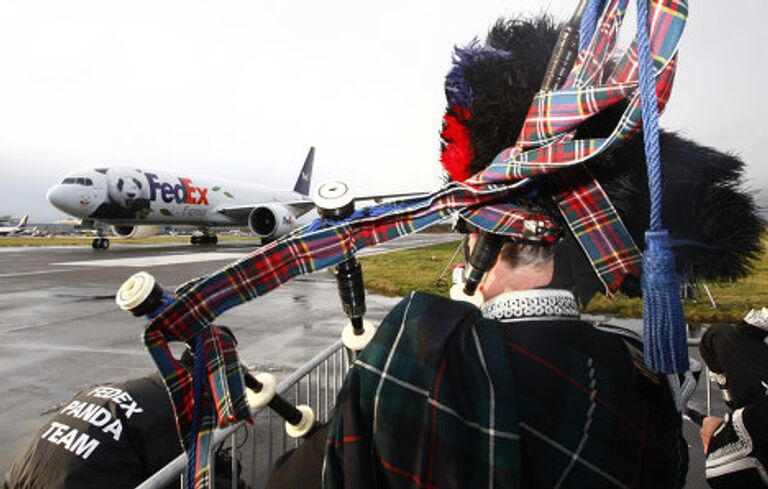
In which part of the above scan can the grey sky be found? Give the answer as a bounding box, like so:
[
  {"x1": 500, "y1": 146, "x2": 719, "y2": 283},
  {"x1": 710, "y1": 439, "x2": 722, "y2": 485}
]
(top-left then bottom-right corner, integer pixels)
[{"x1": 0, "y1": 1, "x2": 765, "y2": 222}]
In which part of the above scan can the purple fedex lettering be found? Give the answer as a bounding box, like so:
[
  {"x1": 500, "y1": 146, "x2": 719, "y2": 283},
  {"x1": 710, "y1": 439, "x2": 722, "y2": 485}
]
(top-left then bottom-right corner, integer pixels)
[
  {"x1": 160, "y1": 182, "x2": 175, "y2": 203},
  {"x1": 146, "y1": 173, "x2": 162, "y2": 202},
  {"x1": 146, "y1": 173, "x2": 188, "y2": 204},
  {"x1": 145, "y1": 173, "x2": 207, "y2": 205}
]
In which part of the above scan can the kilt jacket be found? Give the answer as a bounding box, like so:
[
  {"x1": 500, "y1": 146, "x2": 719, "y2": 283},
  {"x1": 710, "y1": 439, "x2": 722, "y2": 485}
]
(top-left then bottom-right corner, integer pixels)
[{"x1": 323, "y1": 290, "x2": 688, "y2": 488}]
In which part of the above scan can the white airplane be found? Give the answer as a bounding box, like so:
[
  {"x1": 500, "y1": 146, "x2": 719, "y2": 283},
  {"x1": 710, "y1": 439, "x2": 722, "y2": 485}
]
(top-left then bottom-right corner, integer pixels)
[
  {"x1": 46, "y1": 148, "x2": 422, "y2": 249},
  {"x1": 0, "y1": 214, "x2": 29, "y2": 236},
  {"x1": 46, "y1": 149, "x2": 319, "y2": 249}
]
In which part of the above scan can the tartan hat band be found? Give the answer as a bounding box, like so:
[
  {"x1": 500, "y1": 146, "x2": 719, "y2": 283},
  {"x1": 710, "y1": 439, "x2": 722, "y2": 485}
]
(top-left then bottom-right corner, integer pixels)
[{"x1": 459, "y1": 203, "x2": 561, "y2": 243}]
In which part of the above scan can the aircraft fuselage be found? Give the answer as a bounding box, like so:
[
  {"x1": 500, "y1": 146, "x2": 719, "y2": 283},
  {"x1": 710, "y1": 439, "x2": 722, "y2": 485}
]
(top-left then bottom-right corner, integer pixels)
[{"x1": 46, "y1": 167, "x2": 304, "y2": 227}]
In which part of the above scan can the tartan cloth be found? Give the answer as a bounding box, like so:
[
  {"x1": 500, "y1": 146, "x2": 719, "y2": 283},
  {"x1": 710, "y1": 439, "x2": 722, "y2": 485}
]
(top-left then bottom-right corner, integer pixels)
[
  {"x1": 550, "y1": 165, "x2": 645, "y2": 289},
  {"x1": 323, "y1": 292, "x2": 688, "y2": 488},
  {"x1": 143, "y1": 323, "x2": 247, "y2": 489},
  {"x1": 141, "y1": 2, "x2": 688, "y2": 487},
  {"x1": 145, "y1": 183, "x2": 533, "y2": 488},
  {"x1": 468, "y1": 0, "x2": 686, "y2": 294}
]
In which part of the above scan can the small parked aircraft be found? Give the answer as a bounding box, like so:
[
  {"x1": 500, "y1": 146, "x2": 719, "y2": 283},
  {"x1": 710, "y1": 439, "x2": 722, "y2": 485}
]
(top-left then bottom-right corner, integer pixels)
[{"x1": 0, "y1": 215, "x2": 29, "y2": 236}]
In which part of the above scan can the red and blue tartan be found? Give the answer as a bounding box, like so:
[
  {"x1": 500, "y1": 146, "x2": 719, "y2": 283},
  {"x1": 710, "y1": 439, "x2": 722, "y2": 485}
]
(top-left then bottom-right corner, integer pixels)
[
  {"x1": 144, "y1": 323, "x2": 249, "y2": 488},
  {"x1": 142, "y1": 1, "x2": 688, "y2": 487},
  {"x1": 470, "y1": 0, "x2": 685, "y2": 295},
  {"x1": 323, "y1": 292, "x2": 688, "y2": 488},
  {"x1": 144, "y1": 183, "x2": 537, "y2": 488}
]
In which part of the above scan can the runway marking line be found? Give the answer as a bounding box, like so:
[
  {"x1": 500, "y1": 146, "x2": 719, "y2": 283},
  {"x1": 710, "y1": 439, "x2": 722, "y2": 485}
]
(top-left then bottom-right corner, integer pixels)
[
  {"x1": 52, "y1": 252, "x2": 247, "y2": 268},
  {"x1": 21, "y1": 235, "x2": 458, "y2": 270},
  {"x1": 0, "y1": 268, "x2": 92, "y2": 278}
]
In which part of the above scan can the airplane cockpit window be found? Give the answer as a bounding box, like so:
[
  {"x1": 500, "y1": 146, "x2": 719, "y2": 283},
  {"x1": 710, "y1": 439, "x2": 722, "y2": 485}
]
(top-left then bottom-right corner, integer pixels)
[{"x1": 60, "y1": 177, "x2": 93, "y2": 186}]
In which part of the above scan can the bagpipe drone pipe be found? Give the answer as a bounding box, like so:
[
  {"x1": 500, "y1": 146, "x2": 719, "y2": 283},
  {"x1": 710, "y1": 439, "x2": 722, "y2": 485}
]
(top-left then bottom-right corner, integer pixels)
[
  {"x1": 115, "y1": 271, "x2": 318, "y2": 440},
  {"x1": 110, "y1": 1, "x2": 761, "y2": 488}
]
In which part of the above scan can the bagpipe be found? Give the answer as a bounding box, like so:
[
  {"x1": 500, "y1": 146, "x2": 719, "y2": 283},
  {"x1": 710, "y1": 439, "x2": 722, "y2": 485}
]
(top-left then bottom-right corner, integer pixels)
[{"x1": 115, "y1": 1, "x2": 692, "y2": 487}]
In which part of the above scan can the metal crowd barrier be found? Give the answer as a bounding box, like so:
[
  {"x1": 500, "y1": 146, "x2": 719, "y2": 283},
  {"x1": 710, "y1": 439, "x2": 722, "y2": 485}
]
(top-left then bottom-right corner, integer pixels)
[
  {"x1": 137, "y1": 323, "x2": 720, "y2": 489},
  {"x1": 687, "y1": 333, "x2": 715, "y2": 418},
  {"x1": 136, "y1": 339, "x2": 351, "y2": 489}
]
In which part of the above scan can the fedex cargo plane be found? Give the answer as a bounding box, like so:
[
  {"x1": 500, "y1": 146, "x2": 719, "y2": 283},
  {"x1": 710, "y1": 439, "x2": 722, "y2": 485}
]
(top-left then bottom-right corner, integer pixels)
[{"x1": 47, "y1": 149, "x2": 318, "y2": 249}]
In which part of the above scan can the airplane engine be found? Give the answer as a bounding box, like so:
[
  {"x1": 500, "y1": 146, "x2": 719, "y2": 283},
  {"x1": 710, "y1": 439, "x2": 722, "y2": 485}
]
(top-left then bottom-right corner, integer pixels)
[
  {"x1": 111, "y1": 225, "x2": 161, "y2": 239},
  {"x1": 248, "y1": 204, "x2": 299, "y2": 241}
]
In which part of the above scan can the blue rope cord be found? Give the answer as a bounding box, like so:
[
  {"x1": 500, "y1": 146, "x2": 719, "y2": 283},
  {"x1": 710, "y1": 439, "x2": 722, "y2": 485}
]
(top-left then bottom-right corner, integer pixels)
[
  {"x1": 186, "y1": 334, "x2": 206, "y2": 489},
  {"x1": 636, "y1": 0, "x2": 688, "y2": 374},
  {"x1": 579, "y1": 0, "x2": 606, "y2": 52},
  {"x1": 635, "y1": 0, "x2": 662, "y2": 231}
]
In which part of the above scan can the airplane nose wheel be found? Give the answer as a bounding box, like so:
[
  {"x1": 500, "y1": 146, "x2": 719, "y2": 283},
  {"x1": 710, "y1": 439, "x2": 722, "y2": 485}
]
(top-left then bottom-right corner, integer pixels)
[
  {"x1": 190, "y1": 234, "x2": 218, "y2": 245},
  {"x1": 91, "y1": 238, "x2": 110, "y2": 250}
]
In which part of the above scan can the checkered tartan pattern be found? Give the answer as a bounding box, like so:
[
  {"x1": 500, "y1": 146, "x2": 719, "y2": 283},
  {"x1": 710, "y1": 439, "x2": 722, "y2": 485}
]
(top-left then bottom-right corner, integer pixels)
[
  {"x1": 142, "y1": 2, "x2": 688, "y2": 487},
  {"x1": 143, "y1": 183, "x2": 537, "y2": 487},
  {"x1": 143, "y1": 324, "x2": 248, "y2": 489},
  {"x1": 567, "y1": 0, "x2": 629, "y2": 88},
  {"x1": 469, "y1": 0, "x2": 686, "y2": 295},
  {"x1": 323, "y1": 292, "x2": 688, "y2": 488}
]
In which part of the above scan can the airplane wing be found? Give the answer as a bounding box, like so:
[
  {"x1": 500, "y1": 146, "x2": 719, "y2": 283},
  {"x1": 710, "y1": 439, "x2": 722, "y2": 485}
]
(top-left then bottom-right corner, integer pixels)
[
  {"x1": 216, "y1": 191, "x2": 429, "y2": 223},
  {"x1": 353, "y1": 191, "x2": 430, "y2": 204},
  {"x1": 216, "y1": 200, "x2": 316, "y2": 222}
]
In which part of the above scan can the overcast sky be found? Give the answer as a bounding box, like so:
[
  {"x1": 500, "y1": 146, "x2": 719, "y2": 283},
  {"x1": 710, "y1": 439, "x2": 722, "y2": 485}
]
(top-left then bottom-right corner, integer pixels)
[{"x1": 0, "y1": 0, "x2": 765, "y2": 223}]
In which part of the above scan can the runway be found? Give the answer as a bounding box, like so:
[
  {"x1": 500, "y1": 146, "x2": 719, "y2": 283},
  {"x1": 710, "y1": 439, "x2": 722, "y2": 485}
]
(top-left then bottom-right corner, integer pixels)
[
  {"x1": 0, "y1": 233, "x2": 717, "y2": 487},
  {"x1": 0, "y1": 233, "x2": 456, "y2": 472}
]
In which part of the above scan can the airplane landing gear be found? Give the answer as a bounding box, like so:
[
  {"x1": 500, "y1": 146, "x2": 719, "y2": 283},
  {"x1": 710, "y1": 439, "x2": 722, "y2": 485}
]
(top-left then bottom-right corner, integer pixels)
[
  {"x1": 191, "y1": 234, "x2": 218, "y2": 245},
  {"x1": 91, "y1": 238, "x2": 110, "y2": 250}
]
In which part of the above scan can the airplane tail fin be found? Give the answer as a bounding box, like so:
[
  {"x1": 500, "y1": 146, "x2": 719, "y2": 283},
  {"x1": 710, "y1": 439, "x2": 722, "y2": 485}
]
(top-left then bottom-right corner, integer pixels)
[
  {"x1": 18, "y1": 215, "x2": 28, "y2": 228},
  {"x1": 293, "y1": 147, "x2": 314, "y2": 196}
]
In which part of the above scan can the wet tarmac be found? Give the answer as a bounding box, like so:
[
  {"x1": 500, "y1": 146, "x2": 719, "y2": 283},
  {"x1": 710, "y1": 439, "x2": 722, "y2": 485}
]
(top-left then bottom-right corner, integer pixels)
[
  {"x1": 0, "y1": 234, "x2": 455, "y2": 472},
  {"x1": 0, "y1": 233, "x2": 721, "y2": 487}
]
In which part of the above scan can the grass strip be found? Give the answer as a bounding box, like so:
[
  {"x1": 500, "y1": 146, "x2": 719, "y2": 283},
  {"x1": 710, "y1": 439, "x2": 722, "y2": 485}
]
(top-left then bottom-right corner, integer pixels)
[
  {"x1": 8, "y1": 233, "x2": 764, "y2": 324},
  {"x1": 359, "y1": 239, "x2": 768, "y2": 325}
]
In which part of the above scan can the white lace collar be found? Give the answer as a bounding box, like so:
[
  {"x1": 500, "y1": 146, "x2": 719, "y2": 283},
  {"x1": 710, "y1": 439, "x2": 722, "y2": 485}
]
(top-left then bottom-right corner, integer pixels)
[{"x1": 481, "y1": 289, "x2": 580, "y2": 321}]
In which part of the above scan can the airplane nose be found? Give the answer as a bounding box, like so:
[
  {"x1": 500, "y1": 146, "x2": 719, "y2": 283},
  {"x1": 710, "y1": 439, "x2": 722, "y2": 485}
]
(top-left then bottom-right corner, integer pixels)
[{"x1": 46, "y1": 185, "x2": 70, "y2": 214}]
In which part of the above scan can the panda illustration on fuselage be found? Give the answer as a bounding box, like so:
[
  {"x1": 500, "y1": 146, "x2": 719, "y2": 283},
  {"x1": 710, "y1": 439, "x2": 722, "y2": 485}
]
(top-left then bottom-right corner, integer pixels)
[
  {"x1": 115, "y1": 175, "x2": 143, "y2": 207},
  {"x1": 107, "y1": 168, "x2": 150, "y2": 208},
  {"x1": 90, "y1": 168, "x2": 151, "y2": 219}
]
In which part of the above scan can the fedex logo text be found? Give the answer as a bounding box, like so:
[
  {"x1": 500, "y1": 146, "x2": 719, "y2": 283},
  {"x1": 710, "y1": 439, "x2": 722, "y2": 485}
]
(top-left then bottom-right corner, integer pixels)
[{"x1": 145, "y1": 173, "x2": 209, "y2": 205}]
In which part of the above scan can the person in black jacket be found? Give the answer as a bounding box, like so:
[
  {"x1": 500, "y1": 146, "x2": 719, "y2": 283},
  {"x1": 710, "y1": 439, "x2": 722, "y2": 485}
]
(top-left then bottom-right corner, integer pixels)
[
  {"x1": 3, "y1": 374, "x2": 182, "y2": 489},
  {"x1": 699, "y1": 308, "x2": 768, "y2": 488},
  {"x1": 4, "y1": 338, "x2": 248, "y2": 489}
]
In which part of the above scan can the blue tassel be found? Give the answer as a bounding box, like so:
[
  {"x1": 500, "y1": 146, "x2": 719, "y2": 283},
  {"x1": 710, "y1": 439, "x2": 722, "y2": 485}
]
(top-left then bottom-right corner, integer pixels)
[
  {"x1": 634, "y1": 0, "x2": 689, "y2": 374},
  {"x1": 641, "y1": 230, "x2": 689, "y2": 373}
]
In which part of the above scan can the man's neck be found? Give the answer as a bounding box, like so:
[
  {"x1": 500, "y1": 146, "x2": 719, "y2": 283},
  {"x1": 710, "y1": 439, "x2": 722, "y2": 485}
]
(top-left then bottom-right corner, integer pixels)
[{"x1": 502, "y1": 263, "x2": 553, "y2": 292}]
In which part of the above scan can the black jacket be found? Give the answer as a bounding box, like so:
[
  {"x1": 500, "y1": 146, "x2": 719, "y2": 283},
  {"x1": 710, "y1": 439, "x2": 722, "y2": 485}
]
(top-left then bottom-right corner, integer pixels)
[{"x1": 3, "y1": 375, "x2": 181, "y2": 489}]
